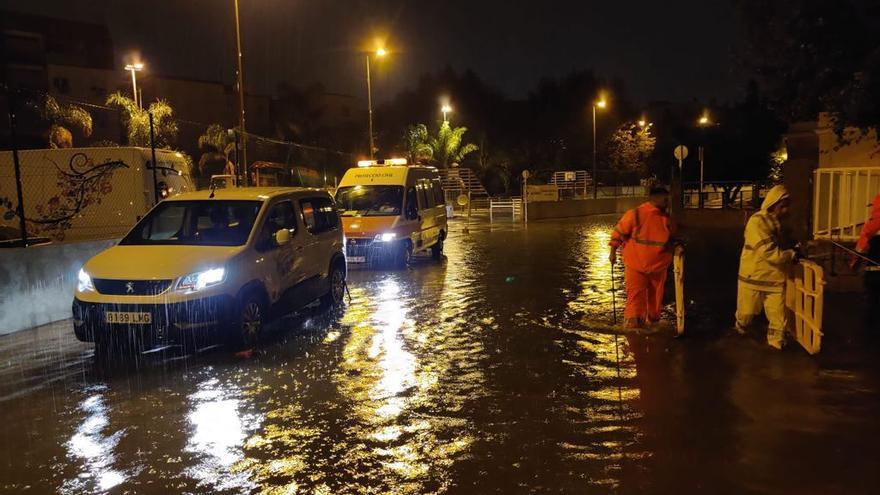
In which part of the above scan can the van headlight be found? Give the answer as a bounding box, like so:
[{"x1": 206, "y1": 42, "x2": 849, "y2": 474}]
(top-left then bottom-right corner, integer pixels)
[
  {"x1": 77, "y1": 268, "x2": 95, "y2": 292},
  {"x1": 375, "y1": 232, "x2": 397, "y2": 242},
  {"x1": 177, "y1": 268, "x2": 226, "y2": 293}
]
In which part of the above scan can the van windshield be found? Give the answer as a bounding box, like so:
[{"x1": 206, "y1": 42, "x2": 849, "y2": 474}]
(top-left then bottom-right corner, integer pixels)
[
  {"x1": 335, "y1": 185, "x2": 403, "y2": 217},
  {"x1": 120, "y1": 200, "x2": 262, "y2": 246}
]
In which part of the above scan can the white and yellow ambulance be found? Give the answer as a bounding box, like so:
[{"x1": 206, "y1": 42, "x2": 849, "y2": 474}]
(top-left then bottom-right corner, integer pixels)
[{"x1": 334, "y1": 159, "x2": 447, "y2": 266}]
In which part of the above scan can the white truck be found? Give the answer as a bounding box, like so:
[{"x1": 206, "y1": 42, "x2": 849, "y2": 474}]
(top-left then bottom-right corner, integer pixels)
[{"x1": 0, "y1": 147, "x2": 194, "y2": 244}]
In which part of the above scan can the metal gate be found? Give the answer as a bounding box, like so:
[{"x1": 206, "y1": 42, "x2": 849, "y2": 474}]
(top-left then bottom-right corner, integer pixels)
[
  {"x1": 813, "y1": 167, "x2": 880, "y2": 240},
  {"x1": 786, "y1": 260, "x2": 824, "y2": 355}
]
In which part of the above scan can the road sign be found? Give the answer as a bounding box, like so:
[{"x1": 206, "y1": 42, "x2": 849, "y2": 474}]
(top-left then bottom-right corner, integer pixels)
[
  {"x1": 522, "y1": 170, "x2": 530, "y2": 179},
  {"x1": 673, "y1": 145, "x2": 689, "y2": 161},
  {"x1": 456, "y1": 194, "x2": 469, "y2": 206}
]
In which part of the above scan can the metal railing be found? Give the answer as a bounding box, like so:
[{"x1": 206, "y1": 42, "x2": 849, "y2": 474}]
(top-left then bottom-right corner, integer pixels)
[
  {"x1": 813, "y1": 167, "x2": 880, "y2": 241},
  {"x1": 489, "y1": 196, "x2": 522, "y2": 221},
  {"x1": 682, "y1": 181, "x2": 767, "y2": 210}
]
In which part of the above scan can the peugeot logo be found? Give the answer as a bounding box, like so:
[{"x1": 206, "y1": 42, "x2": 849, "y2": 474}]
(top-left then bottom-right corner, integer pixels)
[{"x1": 125, "y1": 282, "x2": 135, "y2": 294}]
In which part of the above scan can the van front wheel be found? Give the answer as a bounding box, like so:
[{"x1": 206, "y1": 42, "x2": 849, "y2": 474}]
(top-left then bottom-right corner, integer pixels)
[
  {"x1": 235, "y1": 291, "x2": 266, "y2": 349},
  {"x1": 394, "y1": 241, "x2": 413, "y2": 268}
]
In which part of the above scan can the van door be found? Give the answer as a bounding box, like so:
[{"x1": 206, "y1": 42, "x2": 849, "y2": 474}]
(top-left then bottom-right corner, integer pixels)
[
  {"x1": 297, "y1": 196, "x2": 339, "y2": 302},
  {"x1": 254, "y1": 200, "x2": 303, "y2": 306},
  {"x1": 415, "y1": 178, "x2": 439, "y2": 250}
]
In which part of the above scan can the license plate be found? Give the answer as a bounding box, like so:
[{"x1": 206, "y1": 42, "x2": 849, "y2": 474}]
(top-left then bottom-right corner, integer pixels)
[
  {"x1": 105, "y1": 311, "x2": 152, "y2": 324},
  {"x1": 348, "y1": 256, "x2": 366, "y2": 263}
]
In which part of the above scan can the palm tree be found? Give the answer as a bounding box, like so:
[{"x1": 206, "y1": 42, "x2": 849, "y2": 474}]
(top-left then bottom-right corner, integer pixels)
[
  {"x1": 403, "y1": 124, "x2": 433, "y2": 163},
  {"x1": 106, "y1": 92, "x2": 178, "y2": 147},
  {"x1": 429, "y1": 121, "x2": 479, "y2": 168},
  {"x1": 31, "y1": 95, "x2": 93, "y2": 148},
  {"x1": 196, "y1": 124, "x2": 236, "y2": 184}
]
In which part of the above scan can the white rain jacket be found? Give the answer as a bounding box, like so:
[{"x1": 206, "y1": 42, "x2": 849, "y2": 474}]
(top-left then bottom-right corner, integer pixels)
[{"x1": 737, "y1": 185, "x2": 795, "y2": 293}]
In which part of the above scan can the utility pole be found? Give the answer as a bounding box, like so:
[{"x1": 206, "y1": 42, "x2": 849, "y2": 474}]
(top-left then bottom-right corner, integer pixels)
[
  {"x1": 366, "y1": 54, "x2": 374, "y2": 159},
  {"x1": 7, "y1": 89, "x2": 28, "y2": 246},
  {"x1": 233, "y1": 0, "x2": 248, "y2": 185}
]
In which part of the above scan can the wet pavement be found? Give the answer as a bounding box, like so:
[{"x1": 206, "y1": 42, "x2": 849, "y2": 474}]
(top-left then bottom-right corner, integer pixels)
[{"x1": 1, "y1": 216, "x2": 879, "y2": 494}]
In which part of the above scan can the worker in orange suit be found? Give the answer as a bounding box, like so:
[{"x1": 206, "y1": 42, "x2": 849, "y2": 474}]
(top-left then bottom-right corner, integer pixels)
[
  {"x1": 854, "y1": 193, "x2": 880, "y2": 324},
  {"x1": 855, "y1": 193, "x2": 880, "y2": 258},
  {"x1": 609, "y1": 186, "x2": 677, "y2": 329}
]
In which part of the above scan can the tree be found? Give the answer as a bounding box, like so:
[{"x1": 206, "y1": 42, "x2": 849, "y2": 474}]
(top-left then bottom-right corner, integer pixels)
[
  {"x1": 737, "y1": 0, "x2": 880, "y2": 136},
  {"x1": 605, "y1": 122, "x2": 656, "y2": 175},
  {"x1": 402, "y1": 124, "x2": 433, "y2": 163},
  {"x1": 105, "y1": 92, "x2": 178, "y2": 147},
  {"x1": 198, "y1": 124, "x2": 235, "y2": 155},
  {"x1": 196, "y1": 124, "x2": 236, "y2": 184},
  {"x1": 428, "y1": 120, "x2": 478, "y2": 168},
  {"x1": 31, "y1": 95, "x2": 93, "y2": 148}
]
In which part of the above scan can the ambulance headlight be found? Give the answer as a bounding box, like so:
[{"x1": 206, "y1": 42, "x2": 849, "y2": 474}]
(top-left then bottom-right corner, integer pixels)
[{"x1": 375, "y1": 232, "x2": 397, "y2": 242}]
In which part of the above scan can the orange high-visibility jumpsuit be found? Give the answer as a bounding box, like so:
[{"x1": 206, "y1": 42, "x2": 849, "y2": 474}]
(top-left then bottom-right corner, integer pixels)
[{"x1": 610, "y1": 202, "x2": 676, "y2": 323}]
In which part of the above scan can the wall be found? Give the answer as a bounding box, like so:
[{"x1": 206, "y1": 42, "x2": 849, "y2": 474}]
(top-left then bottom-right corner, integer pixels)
[
  {"x1": 526, "y1": 196, "x2": 646, "y2": 221},
  {"x1": 679, "y1": 209, "x2": 751, "y2": 231},
  {"x1": 0, "y1": 238, "x2": 116, "y2": 335}
]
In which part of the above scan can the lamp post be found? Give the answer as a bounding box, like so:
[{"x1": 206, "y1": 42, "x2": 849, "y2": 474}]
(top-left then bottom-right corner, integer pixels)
[
  {"x1": 233, "y1": 0, "x2": 248, "y2": 185},
  {"x1": 365, "y1": 47, "x2": 387, "y2": 159},
  {"x1": 592, "y1": 97, "x2": 607, "y2": 199},
  {"x1": 441, "y1": 103, "x2": 452, "y2": 123},
  {"x1": 124, "y1": 63, "x2": 143, "y2": 109},
  {"x1": 697, "y1": 111, "x2": 711, "y2": 208}
]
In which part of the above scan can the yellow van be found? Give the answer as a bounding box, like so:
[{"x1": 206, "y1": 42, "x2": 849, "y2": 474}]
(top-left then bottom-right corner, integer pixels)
[{"x1": 334, "y1": 159, "x2": 447, "y2": 267}]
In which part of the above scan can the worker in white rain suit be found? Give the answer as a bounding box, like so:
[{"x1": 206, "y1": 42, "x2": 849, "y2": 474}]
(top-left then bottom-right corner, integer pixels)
[{"x1": 735, "y1": 185, "x2": 798, "y2": 350}]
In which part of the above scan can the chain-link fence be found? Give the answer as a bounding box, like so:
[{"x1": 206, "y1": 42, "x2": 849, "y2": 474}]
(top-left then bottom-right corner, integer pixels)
[{"x1": 1, "y1": 85, "x2": 355, "y2": 246}]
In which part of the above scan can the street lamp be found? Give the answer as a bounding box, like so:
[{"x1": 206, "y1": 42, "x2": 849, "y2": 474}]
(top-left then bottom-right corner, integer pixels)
[
  {"x1": 365, "y1": 46, "x2": 387, "y2": 159},
  {"x1": 232, "y1": 0, "x2": 248, "y2": 185},
  {"x1": 441, "y1": 103, "x2": 452, "y2": 122},
  {"x1": 592, "y1": 96, "x2": 607, "y2": 199},
  {"x1": 697, "y1": 110, "x2": 712, "y2": 208},
  {"x1": 124, "y1": 63, "x2": 143, "y2": 109}
]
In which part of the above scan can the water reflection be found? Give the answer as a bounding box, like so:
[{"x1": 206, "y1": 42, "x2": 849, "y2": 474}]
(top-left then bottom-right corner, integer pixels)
[
  {"x1": 568, "y1": 225, "x2": 619, "y2": 318},
  {"x1": 62, "y1": 386, "x2": 127, "y2": 494},
  {"x1": 185, "y1": 377, "x2": 258, "y2": 492}
]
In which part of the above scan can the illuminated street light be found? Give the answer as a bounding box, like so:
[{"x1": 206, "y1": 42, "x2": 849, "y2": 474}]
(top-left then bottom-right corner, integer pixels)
[
  {"x1": 638, "y1": 119, "x2": 646, "y2": 128},
  {"x1": 698, "y1": 110, "x2": 711, "y2": 127},
  {"x1": 124, "y1": 62, "x2": 144, "y2": 109},
  {"x1": 441, "y1": 103, "x2": 452, "y2": 122},
  {"x1": 365, "y1": 45, "x2": 389, "y2": 159},
  {"x1": 592, "y1": 95, "x2": 608, "y2": 199}
]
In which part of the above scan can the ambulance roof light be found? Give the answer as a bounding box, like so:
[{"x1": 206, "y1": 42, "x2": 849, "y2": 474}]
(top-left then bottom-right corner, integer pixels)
[{"x1": 356, "y1": 158, "x2": 408, "y2": 167}]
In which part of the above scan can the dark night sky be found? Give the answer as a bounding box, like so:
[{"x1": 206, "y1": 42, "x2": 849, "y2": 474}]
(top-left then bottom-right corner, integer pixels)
[{"x1": 0, "y1": 0, "x2": 745, "y2": 103}]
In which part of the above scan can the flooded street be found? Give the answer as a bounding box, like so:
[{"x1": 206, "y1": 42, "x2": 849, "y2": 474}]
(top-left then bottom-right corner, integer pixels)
[{"x1": 1, "y1": 216, "x2": 879, "y2": 494}]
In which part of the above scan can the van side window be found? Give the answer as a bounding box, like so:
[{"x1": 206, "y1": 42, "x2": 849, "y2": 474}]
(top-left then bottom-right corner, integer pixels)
[
  {"x1": 257, "y1": 201, "x2": 296, "y2": 250},
  {"x1": 432, "y1": 179, "x2": 445, "y2": 205},
  {"x1": 300, "y1": 197, "x2": 339, "y2": 234},
  {"x1": 300, "y1": 200, "x2": 317, "y2": 232},
  {"x1": 417, "y1": 179, "x2": 434, "y2": 209},
  {"x1": 406, "y1": 187, "x2": 419, "y2": 219}
]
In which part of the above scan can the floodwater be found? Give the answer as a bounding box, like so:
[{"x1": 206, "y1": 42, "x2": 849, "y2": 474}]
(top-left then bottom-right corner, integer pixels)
[{"x1": 1, "y1": 216, "x2": 879, "y2": 494}]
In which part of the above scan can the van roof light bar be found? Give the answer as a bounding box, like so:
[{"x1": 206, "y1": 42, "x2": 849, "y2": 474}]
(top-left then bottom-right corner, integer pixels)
[{"x1": 357, "y1": 158, "x2": 408, "y2": 167}]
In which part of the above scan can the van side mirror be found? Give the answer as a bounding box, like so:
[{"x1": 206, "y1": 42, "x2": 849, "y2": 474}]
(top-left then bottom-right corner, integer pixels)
[
  {"x1": 274, "y1": 228, "x2": 291, "y2": 246},
  {"x1": 406, "y1": 205, "x2": 418, "y2": 220}
]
